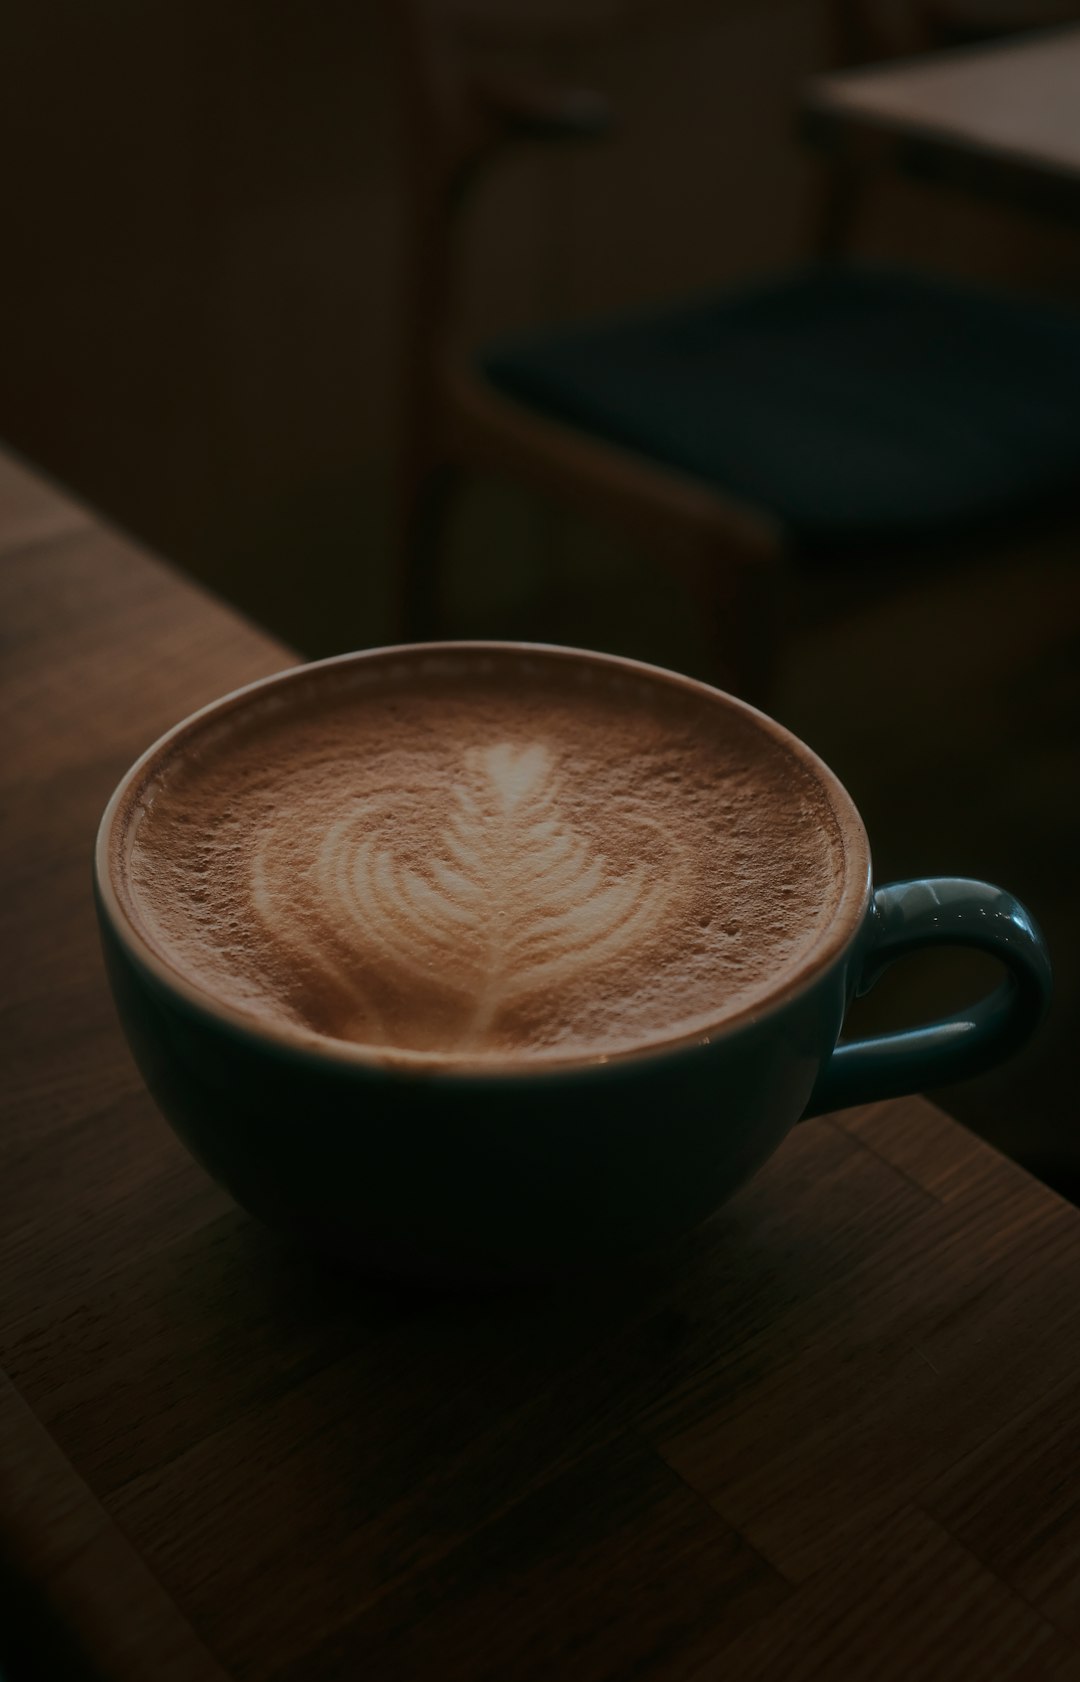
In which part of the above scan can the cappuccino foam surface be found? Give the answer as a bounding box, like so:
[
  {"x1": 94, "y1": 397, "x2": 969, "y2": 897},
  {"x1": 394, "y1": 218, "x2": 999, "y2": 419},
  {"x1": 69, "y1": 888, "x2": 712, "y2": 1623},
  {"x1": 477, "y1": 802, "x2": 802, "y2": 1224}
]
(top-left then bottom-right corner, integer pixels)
[{"x1": 116, "y1": 651, "x2": 851, "y2": 1066}]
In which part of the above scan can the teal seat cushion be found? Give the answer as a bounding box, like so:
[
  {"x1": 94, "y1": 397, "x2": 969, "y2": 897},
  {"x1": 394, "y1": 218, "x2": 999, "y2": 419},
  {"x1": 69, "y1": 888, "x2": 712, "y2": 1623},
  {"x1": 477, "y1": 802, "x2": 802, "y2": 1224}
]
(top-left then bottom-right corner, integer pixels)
[{"x1": 480, "y1": 264, "x2": 1080, "y2": 552}]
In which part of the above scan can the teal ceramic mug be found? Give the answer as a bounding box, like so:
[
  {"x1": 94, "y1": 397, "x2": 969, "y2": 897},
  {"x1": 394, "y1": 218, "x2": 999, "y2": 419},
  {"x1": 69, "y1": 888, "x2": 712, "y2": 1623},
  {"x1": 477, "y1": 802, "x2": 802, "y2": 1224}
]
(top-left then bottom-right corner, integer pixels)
[{"x1": 94, "y1": 643, "x2": 1051, "y2": 1282}]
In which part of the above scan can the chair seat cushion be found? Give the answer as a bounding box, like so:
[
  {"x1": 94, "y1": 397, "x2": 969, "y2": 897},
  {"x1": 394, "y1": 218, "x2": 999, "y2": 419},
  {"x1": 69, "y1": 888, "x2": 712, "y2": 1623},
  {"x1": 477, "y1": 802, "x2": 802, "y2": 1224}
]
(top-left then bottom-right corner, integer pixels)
[{"x1": 479, "y1": 264, "x2": 1080, "y2": 551}]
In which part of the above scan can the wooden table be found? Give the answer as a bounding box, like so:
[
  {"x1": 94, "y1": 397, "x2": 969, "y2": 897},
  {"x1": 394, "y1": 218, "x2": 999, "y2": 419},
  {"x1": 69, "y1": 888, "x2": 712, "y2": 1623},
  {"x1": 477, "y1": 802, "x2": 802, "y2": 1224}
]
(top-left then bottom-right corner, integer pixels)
[
  {"x1": 3, "y1": 444, "x2": 1080, "y2": 1682},
  {"x1": 803, "y1": 25, "x2": 1080, "y2": 222}
]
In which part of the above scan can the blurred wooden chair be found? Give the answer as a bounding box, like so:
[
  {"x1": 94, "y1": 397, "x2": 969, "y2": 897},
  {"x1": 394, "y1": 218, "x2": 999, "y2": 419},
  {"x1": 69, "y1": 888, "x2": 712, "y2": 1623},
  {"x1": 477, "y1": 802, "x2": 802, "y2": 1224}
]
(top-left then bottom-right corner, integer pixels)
[{"x1": 390, "y1": 0, "x2": 1080, "y2": 697}]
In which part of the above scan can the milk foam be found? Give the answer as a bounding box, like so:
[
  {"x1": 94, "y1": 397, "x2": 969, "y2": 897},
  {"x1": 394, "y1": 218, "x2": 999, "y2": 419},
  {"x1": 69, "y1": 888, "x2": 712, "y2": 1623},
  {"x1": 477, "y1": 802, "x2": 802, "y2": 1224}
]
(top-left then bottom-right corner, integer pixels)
[{"x1": 117, "y1": 652, "x2": 848, "y2": 1064}]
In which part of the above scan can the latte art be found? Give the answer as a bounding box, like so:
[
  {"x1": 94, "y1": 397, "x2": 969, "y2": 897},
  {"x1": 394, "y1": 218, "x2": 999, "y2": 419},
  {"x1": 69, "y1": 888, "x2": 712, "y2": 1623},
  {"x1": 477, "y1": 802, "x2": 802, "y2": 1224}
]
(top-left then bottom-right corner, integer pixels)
[
  {"x1": 250, "y1": 742, "x2": 683, "y2": 1052},
  {"x1": 117, "y1": 649, "x2": 849, "y2": 1066}
]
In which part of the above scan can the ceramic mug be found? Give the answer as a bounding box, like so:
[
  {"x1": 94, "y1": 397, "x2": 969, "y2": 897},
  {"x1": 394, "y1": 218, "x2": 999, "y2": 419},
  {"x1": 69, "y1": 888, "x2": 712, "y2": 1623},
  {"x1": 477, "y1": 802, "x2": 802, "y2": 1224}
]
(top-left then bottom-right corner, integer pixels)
[{"x1": 94, "y1": 644, "x2": 1051, "y2": 1281}]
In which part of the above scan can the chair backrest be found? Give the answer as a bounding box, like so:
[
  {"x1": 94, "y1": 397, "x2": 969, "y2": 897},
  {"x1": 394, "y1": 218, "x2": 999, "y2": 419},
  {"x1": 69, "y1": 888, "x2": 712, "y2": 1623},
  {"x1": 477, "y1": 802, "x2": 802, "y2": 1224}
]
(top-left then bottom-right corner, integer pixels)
[
  {"x1": 830, "y1": 0, "x2": 934, "y2": 62},
  {"x1": 389, "y1": 2, "x2": 478, "y2": 195},
  {"x1": 387, "y1": 1, "x2": 1002, "y2": 395},
  {"x1": 388, "y1": 0, "x2": 613, "y2": 431},
  {"x1": 388, "y1": 0, "x2": 979, "y2": 294},
  {"x1": 386, "y1": 2, "x2": 488, "y2": 438},
  {"x1": 389, "y1": 4, "x2": 607, "y2": 219}
]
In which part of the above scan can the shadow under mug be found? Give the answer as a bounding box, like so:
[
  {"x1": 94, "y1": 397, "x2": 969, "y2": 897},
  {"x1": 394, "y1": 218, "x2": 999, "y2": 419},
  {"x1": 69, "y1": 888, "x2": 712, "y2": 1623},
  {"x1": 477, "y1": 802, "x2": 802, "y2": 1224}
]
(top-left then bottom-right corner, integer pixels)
[{"x1": 94, "y1": 644, "x2": 1052, "y2": 1282}]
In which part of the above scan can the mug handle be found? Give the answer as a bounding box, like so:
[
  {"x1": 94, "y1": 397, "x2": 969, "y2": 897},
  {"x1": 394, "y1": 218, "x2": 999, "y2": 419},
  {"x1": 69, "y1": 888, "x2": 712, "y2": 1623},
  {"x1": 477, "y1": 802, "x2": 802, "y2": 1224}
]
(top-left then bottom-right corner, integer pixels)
[{"x1": 803, "y1": 877, "x2": 1052, "y2": 1119}]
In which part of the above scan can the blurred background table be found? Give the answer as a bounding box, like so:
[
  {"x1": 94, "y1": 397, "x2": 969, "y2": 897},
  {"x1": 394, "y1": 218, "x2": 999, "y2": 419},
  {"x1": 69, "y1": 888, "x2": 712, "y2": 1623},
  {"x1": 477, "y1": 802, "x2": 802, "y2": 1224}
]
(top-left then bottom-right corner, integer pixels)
[
  {"x1": 804, "y1": 23, "x2": 1080, "y2": 220},
  {"x1": 3, "y1": 444, "x2": 1080, "y2": 1681}
]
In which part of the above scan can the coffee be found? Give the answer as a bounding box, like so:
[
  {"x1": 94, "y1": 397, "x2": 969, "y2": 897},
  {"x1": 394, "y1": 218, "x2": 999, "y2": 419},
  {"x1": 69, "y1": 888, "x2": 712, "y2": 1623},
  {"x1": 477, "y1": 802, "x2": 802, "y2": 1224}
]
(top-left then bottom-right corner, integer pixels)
[{"x1": 112, "y1": 646, "x2": 848, "y2": 1067}]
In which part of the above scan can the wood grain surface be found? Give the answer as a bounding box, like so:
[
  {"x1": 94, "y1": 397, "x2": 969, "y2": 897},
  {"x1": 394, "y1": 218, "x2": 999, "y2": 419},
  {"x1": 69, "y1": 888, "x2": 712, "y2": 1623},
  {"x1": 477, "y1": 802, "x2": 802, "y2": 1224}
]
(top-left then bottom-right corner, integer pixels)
[{"x1": 2, "y1": 447, "x2": 1080, "y2": 1681}]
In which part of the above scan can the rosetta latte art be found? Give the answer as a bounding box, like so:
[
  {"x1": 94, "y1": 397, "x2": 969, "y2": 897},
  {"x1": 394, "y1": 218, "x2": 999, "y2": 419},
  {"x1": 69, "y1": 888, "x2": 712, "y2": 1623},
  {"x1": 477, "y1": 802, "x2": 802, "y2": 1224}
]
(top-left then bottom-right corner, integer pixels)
[{"x1": 249, "y1": 742, "x2": 684, "y2": 1054}]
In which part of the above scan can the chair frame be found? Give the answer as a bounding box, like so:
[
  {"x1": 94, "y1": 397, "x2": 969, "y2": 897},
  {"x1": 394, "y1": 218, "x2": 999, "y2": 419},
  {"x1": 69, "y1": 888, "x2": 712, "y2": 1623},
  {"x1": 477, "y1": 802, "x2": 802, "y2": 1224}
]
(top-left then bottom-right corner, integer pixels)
[{"x1": 388, "y1": 1, "x2": 1041, "y2": 695}]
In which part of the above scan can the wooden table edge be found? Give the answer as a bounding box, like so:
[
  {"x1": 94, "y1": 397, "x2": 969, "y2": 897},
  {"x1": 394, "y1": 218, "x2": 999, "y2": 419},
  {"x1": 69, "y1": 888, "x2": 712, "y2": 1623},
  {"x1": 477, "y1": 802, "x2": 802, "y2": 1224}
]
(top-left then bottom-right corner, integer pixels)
[
  {"x1": 0, "y1": 1370, "x2": 230, "y2": 1682},
  {"x1": 800, "y1": 28, "x2": 1080, "y2": 222},
  {"x1": 801, "y1": 88, "x2": 1080, "y2": 185}
]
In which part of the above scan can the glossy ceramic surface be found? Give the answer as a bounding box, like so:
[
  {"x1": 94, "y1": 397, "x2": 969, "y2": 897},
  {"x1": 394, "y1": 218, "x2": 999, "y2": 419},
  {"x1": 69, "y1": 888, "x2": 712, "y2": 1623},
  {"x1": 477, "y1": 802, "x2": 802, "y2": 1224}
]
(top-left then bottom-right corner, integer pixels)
[{"x1": 94, "y1": 646, "x2": 1052, "y2": 1280}]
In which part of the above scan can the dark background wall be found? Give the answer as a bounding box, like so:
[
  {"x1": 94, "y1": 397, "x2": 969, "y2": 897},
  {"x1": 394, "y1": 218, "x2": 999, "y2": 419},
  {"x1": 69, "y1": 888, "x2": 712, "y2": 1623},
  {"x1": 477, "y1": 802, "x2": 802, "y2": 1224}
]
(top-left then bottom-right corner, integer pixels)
[{"x1": 4, "y1": 0, "x2": 1078, "y2": 655}]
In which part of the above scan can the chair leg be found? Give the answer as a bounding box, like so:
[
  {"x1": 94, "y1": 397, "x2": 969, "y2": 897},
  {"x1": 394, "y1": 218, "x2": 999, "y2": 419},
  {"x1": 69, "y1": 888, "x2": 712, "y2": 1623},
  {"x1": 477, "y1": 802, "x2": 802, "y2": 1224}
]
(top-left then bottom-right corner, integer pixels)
[
  {"x1": 811, "y1": 157, "x2": 862, "y2": 262},
  {"x1": 394, "y1": 458, "x2": 461, "y2": 643},
  {"x1": 679, "y1": 540, "x2": 788, "y2": 707}
]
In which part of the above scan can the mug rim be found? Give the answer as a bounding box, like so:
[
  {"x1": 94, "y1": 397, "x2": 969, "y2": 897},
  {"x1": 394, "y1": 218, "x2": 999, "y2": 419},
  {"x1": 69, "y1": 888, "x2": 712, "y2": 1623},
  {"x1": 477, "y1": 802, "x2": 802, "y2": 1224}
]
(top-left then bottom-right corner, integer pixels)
[{"x1": 94, "y1": 641, "x2": 873, "y2": 1079}]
